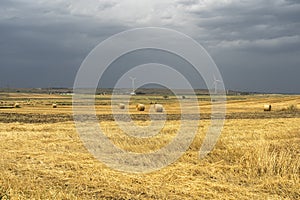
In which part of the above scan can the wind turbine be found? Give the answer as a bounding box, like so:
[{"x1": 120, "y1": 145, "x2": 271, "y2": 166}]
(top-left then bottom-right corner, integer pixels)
[
  {"x1": 129, "y1": 77, "x2": 136, "y2": 95},
  {"x1": 212, "y1": 74, "x2": 223, "y2": 94}
]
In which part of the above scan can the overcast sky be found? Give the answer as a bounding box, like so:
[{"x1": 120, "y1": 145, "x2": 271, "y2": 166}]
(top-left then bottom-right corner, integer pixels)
[{"x1": 0, "y1": 0, "x2": 299, "y2": 93}]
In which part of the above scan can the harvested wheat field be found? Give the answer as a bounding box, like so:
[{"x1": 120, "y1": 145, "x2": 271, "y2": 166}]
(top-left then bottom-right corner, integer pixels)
[{"x1": 0, "y1": 93, "x2": 299, "y2": 199}]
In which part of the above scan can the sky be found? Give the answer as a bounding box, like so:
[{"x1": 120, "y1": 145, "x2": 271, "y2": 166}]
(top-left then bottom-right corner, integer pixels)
[{"x1": 0, "y1": 0, "x2": 299, "y2": 93}]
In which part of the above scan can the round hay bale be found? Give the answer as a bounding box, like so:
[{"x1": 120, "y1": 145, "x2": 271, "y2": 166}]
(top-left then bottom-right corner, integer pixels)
[
  {"x1": 119, "y1": 103, "x2": 125, "y2": 109},
  {"x1": 52, "y1": 103, "x2": 57, "y2": 108},
  {"x1": 14, "y1": 103, "x2": 21, "y2": 108},
  {"x1": 264, "y1": 104, "x2": 271, "y2": 111},
  {"x1": 154, "y1": 104, "x2": 164, "y2": 112},
  {"x1": 136, "y1": 104, "x2": 145, "y2": 111}
]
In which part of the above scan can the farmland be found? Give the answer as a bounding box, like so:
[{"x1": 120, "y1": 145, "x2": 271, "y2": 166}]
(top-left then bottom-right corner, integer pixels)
[{"x1": 0, "y1": 92, "x2": 299, "y2": 199}]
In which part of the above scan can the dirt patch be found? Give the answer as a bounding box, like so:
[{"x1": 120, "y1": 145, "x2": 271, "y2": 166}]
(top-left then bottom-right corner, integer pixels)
[{"x1": 0, "y1": 111, "x2": 299, "y2": 123}]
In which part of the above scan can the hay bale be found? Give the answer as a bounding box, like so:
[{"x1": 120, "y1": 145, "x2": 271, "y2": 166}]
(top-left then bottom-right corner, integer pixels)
[
  {"x1": 52, "y1": 103, "x2": 57, "y2": 108},
  {"x1": 119, "y1": 103, "x2": 125, "y2": 109},
  {"x1": 264, "y1": 104, "x2": 271, "y2": 111},
  {"x1": 154, "y1": 104, "x2": 164, "y2": 112},
  {"x1": 136, "y1": 104, "x2": 145, "y2": 111},
  {"x1": 14, "y1": 103, "x2": 21, "y2": 108}
]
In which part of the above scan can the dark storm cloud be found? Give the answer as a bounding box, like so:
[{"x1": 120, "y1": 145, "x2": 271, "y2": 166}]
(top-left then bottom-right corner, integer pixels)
[
  {"x1": 183, "y1": 0, "x2": 300, "y2": 93},
  {"x1": 198, "y1": 15, "x2": 298, "y2": 42},
  {"x1": 193, "y1": 0, "x2": 300, "y2": 51},
  {"x1": 0, "y1": 0, "x2": 299, "y2": 93},
  {"x1": 0, "y1": 0, "x2": 127, "y2": 87},
  {"x1": 175, "y1": 0, "x2": 199, "y2": 6}
]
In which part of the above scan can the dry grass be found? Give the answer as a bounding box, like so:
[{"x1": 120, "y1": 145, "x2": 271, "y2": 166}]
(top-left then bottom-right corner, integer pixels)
[{"x1": 0, "y1": 94, "x2": 299, "y2": 199}]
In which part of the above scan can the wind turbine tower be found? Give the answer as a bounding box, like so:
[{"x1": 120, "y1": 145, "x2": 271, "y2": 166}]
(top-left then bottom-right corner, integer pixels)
[
  {"x1": 213, "y1": 75, "x2": 223, "y2": 94},
  {"x1": 129, "y1": 77, "x2": 136, "y2": 95}
]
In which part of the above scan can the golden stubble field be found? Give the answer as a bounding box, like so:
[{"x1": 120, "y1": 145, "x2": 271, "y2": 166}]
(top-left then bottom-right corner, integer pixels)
[{"x1": 0, "y1": 93, "x2": 299, "y2": 199}]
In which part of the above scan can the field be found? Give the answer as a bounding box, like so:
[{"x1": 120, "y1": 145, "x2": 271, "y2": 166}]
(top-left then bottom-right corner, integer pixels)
[{"x1": 0, "y1": 92, "x2": 299, "y2": 199}]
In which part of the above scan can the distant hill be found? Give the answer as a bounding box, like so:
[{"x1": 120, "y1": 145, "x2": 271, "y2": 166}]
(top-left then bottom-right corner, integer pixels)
[{"x1": 0, "y1": 87, "x2": 258, "y2": 96}]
